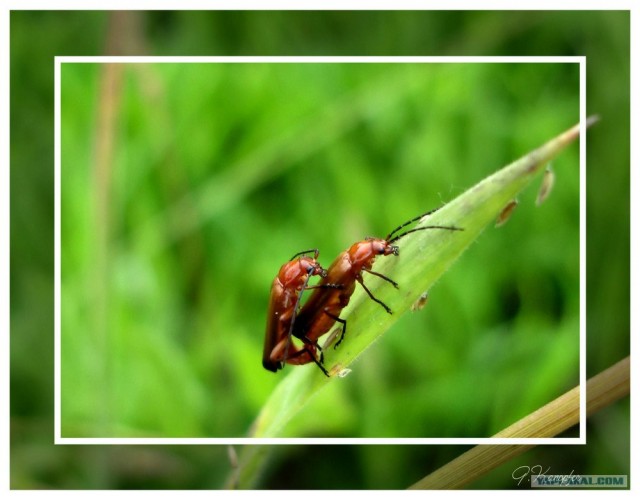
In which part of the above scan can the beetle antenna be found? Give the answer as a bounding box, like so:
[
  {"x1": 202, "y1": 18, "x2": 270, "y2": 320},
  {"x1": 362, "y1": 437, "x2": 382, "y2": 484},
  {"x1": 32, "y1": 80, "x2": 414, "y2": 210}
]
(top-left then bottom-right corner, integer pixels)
[
  {"x1": 385, "y1": 207, "x2": 441, "y2": 241},
  {"x1": 289, "y1": 248, "x2": 319, "y2": 261},
  {"x1": 388, "y1": 225, "x2": 463, "y2": 244}
]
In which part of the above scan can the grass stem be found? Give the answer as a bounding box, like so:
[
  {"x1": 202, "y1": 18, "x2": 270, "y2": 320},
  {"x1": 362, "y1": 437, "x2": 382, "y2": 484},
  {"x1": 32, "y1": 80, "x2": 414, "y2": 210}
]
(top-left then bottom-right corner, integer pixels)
[{"x1": 408, "y1": 356, "x2": 630, "y2": 489}]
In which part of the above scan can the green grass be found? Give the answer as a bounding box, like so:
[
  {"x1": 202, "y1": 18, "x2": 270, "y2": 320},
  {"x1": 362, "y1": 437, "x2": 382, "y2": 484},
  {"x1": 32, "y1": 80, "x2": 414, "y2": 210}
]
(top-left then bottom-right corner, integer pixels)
[{"x1": 60, "y1": 62, "x2": 580, "y2": 440}]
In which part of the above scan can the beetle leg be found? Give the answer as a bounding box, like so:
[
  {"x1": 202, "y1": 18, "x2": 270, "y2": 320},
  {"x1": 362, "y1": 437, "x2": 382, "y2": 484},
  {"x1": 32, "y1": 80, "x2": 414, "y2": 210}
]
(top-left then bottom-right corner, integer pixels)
[
  {"x1": 273, "y1": 339, "x2": 328, "y2": 376},
  {"x1": 298, "y1": 334, "x2": 324, "y2": 362},
  {"x1": 333, "y1": 318, "x2": 348, "y2": 349},
  {"x1": 304, "y1": 283, "x2": 344, "y2": 290},
  {"x1": 357, "y1": 274, "x2": 393, "y2": 314},
  {"x1": 363, "y1": 268, "x2": 399, "y2": 288},
  {"x1": 305, "y1": 346, "x2": 330, "y2": 377},
  {"x1": 319, "y1": 309, "x2": 348, "y2": 349}
]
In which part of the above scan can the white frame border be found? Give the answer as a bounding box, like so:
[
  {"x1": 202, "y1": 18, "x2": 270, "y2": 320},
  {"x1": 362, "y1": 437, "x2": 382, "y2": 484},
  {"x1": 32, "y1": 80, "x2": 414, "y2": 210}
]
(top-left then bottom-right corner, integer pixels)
[{"x1": 54, "y1": 55, "x2": 586, "y2": 446}]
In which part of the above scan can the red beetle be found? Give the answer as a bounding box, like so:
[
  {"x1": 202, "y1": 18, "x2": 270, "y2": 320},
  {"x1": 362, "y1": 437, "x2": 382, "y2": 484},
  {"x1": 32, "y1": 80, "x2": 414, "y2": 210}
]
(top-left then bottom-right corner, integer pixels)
[
  {"x1": 293, "y1": 210, "x2": 461, "y2": 352},
  {"x1": 262, "y1": 249, "x2": 334, "y2": 376}
]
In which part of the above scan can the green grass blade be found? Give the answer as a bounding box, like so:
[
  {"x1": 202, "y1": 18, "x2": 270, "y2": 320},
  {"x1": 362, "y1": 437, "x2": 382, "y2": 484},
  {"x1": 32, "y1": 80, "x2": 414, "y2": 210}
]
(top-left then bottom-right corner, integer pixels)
[{"x1": 248, "y1": 117, "x2": 595, "y2": 444}]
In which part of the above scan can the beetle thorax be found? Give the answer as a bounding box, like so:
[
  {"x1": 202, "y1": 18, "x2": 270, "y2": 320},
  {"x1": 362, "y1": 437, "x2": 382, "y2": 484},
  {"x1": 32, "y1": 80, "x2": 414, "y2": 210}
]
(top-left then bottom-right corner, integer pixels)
[
  {"x1": 279, "y1": 257, "x2": 315, "y2": 288},
  {"x1": 347, "y1": 239, "x2": 393, "y2": 269}
]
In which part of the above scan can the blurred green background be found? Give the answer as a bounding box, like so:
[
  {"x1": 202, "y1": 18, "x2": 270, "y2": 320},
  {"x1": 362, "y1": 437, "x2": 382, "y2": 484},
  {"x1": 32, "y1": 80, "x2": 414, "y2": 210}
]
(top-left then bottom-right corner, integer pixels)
[
  {"x1": 11, "y1": 10, "x2": 629, "y2": 489},
  {"x1": 61, "y1": 61, "x2": 580, "y2": 440}
]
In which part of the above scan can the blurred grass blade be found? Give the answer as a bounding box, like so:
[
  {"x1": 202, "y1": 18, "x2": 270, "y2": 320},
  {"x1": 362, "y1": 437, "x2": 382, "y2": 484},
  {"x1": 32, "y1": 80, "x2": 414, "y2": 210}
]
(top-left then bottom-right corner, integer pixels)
[
  {"x1": 249, "y1": 118, "x2": 595, "y2": 442},
  {"x1": 141, "y1": 68, "x2": 427, "y2": 254}
]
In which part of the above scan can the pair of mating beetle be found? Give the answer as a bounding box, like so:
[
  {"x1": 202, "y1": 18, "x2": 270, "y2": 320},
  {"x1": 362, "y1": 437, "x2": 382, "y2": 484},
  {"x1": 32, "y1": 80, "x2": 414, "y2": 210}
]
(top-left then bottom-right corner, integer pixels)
[{"x1": 262, "y1": 208, "x2": 461, "y2": 377}]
